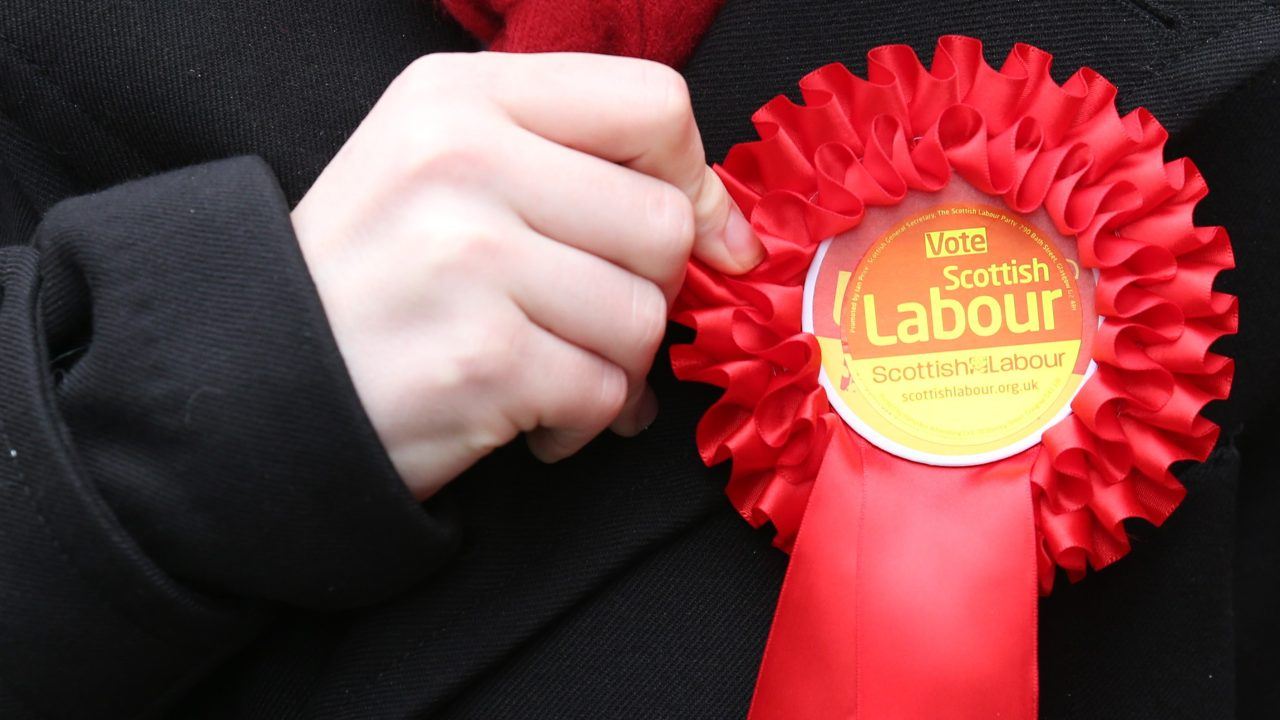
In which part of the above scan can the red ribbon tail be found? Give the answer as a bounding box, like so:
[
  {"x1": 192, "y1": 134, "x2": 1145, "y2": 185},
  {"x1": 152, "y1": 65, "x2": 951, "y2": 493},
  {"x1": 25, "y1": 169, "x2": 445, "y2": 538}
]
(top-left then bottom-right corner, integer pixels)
[{"x1": 748, "y1": 431, "x2": 1040, "y2": 720}]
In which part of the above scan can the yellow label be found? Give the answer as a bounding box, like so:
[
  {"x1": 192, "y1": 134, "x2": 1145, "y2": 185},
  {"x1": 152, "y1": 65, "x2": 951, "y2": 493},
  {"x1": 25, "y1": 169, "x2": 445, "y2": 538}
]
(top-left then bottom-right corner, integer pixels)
[{"x1": 805, "y1": 197, "x2": 1097, "y2": 464}]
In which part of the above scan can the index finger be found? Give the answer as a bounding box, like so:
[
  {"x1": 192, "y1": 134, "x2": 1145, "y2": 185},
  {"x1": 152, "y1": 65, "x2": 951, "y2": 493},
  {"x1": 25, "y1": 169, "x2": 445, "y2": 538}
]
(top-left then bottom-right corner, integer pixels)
[{"x1": 436, "y1": 52, "x2": 764, "y2": 274}]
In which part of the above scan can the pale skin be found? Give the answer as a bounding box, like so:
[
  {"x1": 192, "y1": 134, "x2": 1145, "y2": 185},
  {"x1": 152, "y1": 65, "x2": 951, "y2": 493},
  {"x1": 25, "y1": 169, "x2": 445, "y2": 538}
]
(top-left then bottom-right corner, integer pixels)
[{"x1": 291, "y1": 53, "x2": 764, "y2": 500}]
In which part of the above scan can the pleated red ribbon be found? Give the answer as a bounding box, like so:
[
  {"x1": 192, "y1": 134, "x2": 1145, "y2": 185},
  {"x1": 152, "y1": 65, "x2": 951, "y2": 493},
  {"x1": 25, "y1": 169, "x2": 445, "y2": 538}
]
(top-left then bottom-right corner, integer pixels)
[{"x1": 672, "y1": 36, "x2": 1235, "y2": 719}]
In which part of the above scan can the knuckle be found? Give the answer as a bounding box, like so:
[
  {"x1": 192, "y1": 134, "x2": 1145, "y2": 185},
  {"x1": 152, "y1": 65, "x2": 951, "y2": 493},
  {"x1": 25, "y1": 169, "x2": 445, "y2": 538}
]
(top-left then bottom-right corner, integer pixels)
[
  {"x1": 406, "y1": 122, "x2": 495, "y2": 182},
  {"x1": 694, "y1": 169, "x2": 732, "y2": 233},
  {"x1": 421, "y1": 143, "x2": 490, "y2": 183},
  {"x1": 390, "y1": 57, "x2": 505, "y2": 181},
  {"x1": 468, "y1": 418, "x2": 518, "y2": 457},
  {"x1": 401, "y1": 53, "x2": 473, "y2": 93},
  {"x1": 429, "y1": 225, "x2": 502, "y2": 278},
  {"x1": 640, "y1": 62, "x2": 693, "y2": 127},
  {"x1": 592, "y1": 363, "x2": 629, "y2": 421},
  {"x1": 460, "y1": 344, "x2": 507, "y2": 389},
  {"x1": 452, "y1": 317, "x2": 520, "y2": 389},
  {"x1": 645, "y1": 184, "x2": 696, "y2": 267},
  {"x1": 457, "y1": 389, "x2": 523, "y2": 457},
  {"x1": 629, "y1": 279, "x2": 670, "y2": 352}
]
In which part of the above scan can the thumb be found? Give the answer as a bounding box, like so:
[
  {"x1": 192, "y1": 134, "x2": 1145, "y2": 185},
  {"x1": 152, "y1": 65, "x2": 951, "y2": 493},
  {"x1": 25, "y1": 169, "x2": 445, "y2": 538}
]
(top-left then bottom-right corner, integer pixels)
[{"x1": 689, "y1": 165, "x2": 764, "y2": 275}]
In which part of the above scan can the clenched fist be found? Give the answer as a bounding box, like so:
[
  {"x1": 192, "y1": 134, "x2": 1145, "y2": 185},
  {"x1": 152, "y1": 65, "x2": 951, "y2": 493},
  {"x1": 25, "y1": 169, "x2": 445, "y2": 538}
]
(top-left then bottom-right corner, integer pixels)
[{"x1": 291, "y1": 52, "x2": 762, "y2": 499}]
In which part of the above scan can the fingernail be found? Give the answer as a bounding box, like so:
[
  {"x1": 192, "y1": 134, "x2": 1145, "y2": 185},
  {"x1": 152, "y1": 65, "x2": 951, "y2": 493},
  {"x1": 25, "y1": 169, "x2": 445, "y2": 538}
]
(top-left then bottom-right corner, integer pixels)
[
  {"x1": 611, "y1": 385, "x2": 661, "y2": 437},
  {"x1": 724, "y1": 204, "x2": 764, "y2": 272},
  {"x1": 526, "y1": 430, "x2": 565, "y2": 464},
  {"x1": 636, "y1": 384, "x2": 660, "y2": 431}
]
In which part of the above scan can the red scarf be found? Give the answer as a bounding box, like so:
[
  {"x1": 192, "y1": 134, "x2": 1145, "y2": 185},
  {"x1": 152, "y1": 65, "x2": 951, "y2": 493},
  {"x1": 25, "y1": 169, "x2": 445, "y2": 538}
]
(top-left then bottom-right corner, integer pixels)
[{"x1": 439, "y1": 0, "x2": 724, "y2": 67}]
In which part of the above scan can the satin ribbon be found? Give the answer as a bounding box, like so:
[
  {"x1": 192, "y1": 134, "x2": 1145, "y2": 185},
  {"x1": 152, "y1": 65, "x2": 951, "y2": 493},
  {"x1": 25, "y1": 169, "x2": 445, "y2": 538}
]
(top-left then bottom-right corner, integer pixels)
[{"x1": 748, "y1": 430, "x2": 1039, "y2": 720}]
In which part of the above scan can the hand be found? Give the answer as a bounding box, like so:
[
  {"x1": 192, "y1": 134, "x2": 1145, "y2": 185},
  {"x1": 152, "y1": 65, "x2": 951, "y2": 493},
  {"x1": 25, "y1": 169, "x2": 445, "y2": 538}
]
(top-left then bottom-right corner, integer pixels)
[{"x1": 291, "y1": 52, "x2": 763, "y2": 500}]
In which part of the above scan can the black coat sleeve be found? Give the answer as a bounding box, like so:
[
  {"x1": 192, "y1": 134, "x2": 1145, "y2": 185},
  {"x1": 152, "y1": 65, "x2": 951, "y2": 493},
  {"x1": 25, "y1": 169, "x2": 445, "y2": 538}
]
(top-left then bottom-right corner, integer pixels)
[{"x1": 0, "y1": 156, "x2": 459, "y2": 718}]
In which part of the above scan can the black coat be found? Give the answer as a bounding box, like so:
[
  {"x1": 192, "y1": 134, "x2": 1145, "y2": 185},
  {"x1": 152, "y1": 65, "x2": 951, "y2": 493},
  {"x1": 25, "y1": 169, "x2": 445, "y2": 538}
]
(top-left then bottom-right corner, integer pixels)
[{"x1": 1, "y1": 1, "x2": 1277, "y2": 718}]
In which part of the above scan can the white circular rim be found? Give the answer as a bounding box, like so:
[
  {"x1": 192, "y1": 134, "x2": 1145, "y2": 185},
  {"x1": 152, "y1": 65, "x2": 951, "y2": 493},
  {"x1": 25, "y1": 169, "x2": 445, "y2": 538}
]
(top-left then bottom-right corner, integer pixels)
[{"x1": 801, "y1": 237, "x2": 1099, "y2": 468}]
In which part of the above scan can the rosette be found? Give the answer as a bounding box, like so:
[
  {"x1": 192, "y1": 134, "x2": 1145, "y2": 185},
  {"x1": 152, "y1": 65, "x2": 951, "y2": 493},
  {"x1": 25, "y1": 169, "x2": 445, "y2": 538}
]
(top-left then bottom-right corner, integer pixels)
[{"x1": 671, "y1": 35, "x2": 1235, "y2": 719}]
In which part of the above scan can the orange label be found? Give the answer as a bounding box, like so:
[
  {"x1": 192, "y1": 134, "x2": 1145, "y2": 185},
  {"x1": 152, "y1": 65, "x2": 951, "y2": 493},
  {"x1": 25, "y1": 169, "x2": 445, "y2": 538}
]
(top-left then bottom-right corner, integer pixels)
[{"x1": 805, "y1": 188, "x2": 1096, "y2": 465}]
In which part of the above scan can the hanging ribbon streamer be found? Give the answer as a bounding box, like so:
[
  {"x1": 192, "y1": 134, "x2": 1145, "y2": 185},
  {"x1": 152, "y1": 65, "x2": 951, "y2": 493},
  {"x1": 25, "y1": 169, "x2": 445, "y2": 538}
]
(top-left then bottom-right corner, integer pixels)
[{"x1": 748, "y1": 432, "x2": 1038, "y2": 720}]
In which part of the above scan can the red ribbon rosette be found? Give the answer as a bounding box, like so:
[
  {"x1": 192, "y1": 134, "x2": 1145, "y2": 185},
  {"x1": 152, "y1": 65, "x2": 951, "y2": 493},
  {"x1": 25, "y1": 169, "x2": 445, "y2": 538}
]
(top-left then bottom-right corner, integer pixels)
[{"x1": 671, "y1": 36, "x2": 1235, "y2": 719}]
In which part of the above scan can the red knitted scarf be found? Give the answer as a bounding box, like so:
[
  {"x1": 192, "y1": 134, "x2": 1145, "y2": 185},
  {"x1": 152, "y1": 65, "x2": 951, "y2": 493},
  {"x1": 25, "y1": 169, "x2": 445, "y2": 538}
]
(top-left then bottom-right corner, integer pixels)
[{"x1": 439, "y1": 0, "x2": 724, "y2": 67}]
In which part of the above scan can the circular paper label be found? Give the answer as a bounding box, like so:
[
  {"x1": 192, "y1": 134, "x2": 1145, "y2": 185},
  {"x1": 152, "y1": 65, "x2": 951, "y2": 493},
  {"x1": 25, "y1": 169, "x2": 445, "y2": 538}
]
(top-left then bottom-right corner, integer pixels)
[{"x1": 803, "y1": 183, "x2": 1097, "y2": 466}]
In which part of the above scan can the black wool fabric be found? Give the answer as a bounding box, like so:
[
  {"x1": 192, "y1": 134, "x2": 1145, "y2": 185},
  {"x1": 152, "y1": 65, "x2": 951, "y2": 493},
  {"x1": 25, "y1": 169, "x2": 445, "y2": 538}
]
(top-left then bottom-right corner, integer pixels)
[
  {"x1": 0, "y1": 159, "x2": 458, "y2": 716},
  {"x1": 0, "y1": 1, "x2": 1277, "y2": 719}
]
